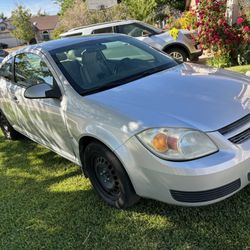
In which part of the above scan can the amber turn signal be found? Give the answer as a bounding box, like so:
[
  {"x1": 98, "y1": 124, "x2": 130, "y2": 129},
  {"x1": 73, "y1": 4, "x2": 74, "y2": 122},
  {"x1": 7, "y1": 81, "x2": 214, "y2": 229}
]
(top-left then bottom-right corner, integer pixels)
[{"x1": 152, "y1": 133, "x2": 168, "y2": 153}]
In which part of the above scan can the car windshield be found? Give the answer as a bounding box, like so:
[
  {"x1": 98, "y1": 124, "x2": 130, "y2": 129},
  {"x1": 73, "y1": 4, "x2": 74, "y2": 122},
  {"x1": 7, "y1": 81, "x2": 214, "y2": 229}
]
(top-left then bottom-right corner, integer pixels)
[{"x1": 50, "y1": 36, "x2": 178, "y2": 95}]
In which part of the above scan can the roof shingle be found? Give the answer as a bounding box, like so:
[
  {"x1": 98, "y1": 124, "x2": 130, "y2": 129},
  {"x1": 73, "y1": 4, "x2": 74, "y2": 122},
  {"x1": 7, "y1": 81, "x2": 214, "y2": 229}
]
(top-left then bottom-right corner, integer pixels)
[{"x1": 31, "y1": 15, "x2": 59, "y2": 31}]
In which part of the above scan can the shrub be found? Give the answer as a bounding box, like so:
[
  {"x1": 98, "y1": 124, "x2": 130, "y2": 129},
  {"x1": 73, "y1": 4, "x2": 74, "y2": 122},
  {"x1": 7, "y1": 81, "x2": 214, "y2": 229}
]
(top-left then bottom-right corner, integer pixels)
[
  {"x1": 58, "y1": 0, "x2": 130, "y2": 32},
  {"x1": 164, "y1": 11, "x2": 197, "y2": 30},
  {"x1": 124, "y1": 0, "x2": 157, "y2": 23},
  {"x1": 196, "y1": 0, "x2": 250, "y2": 67}
]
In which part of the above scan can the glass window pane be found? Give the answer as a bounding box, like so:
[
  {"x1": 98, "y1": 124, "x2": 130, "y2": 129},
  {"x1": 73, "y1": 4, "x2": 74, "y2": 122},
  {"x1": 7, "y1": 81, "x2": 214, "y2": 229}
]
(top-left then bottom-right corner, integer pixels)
[
  {"x1": 50, "y1": 36, "x2": 177, "y2": 94},
  {"x1": 0, "y1": 58, "x2": 13, "y2": 81},
  {"x1": 117, "y1": 24, "x2": 152, "y2": 37},
  {"x1": 102, "y1": 41, "x2": 154, "y2": 61},
  {"x1": 92, "y1": 27, "x2": 113, "y2": 34},
  {"x1": 15, "y1": 53, "x2": 54, "y2": 87}
]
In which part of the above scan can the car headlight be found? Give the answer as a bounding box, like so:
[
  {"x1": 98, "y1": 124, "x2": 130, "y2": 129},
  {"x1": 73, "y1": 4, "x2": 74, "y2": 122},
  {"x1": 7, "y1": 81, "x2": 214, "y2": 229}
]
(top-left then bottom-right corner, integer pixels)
[{"x1": 137, "y1": 128, "x2": 218, "y2": 161}]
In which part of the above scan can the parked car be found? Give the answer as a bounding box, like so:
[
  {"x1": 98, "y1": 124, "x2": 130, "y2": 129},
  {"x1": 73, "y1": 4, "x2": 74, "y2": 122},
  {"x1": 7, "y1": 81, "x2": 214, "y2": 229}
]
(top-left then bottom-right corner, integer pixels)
[
  {"x1": 0, "y1": 42, "x2": 8, "y2": 49},
  {"x1": 0, "y1": 49, "x2": 9, "y2": 58},
  {"x1": 0, "y1": 35, "x2": 249, "y2": 209},
  {"x1": 60, "y1": 20, "x2": 202, "y2": 62}
]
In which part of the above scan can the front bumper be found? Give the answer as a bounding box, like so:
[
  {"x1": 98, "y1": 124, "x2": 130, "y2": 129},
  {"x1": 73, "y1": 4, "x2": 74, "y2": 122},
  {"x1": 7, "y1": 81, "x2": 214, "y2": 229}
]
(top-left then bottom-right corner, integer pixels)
[{"x1": 115, "y1": 132, "x2": 250, "y2": 206}]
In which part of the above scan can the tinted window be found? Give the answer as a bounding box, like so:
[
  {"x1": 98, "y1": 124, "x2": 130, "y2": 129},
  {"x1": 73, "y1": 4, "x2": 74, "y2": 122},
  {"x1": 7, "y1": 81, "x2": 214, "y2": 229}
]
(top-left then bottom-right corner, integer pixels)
[
  {"x1": 116, "y1": 24, "x2": 153, "y2": 37},
  {"x1": 50, "y1": 36, "x2": 178, "y2": 95},
  {"x1": 0, "y1": 58, "x2": 13, "y2": 81},
  {"x1": 15, "y1": 53, "x2": 54, "y2": 87},
  {"x1": 92, "y1": 27, "x2": 113, "y2": 34}
]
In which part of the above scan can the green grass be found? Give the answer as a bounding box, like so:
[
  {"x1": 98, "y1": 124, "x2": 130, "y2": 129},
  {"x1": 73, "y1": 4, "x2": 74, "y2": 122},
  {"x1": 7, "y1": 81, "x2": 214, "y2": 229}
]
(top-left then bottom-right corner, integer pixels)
[
  {"x1": 1, "y1": 132, "x2": 250, "y2": 250},
  {"x1": 226, "y1": 65, "x2": 250, "y2": 75}
]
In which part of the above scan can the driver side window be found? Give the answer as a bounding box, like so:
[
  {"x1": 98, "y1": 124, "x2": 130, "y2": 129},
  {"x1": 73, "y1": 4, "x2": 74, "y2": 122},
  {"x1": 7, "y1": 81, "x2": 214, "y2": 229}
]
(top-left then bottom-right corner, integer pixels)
[
  {"x1": 15, "y1": 53, "x2": 54, "y2": 88},
  {"x1": 0, "y1": 58, "x2": 13, "y2": 81}
]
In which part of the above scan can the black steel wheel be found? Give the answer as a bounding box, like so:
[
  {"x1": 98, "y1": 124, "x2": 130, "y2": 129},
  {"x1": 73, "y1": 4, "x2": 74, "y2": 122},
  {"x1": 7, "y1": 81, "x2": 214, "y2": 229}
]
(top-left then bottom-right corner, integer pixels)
[
  {"x1": 0, "y1": 111, "x2": 21, "y2": 140},
  {"x1": 84, "y1": 142, "x2": 140, "y2": 209}
]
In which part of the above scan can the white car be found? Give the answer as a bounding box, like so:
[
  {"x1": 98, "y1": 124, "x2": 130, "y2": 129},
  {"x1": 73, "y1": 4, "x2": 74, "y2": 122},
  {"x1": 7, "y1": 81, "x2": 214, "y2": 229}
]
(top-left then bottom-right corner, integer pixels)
[{"x1": 60, "y1": 20, "x2": 203, "y2": 62}]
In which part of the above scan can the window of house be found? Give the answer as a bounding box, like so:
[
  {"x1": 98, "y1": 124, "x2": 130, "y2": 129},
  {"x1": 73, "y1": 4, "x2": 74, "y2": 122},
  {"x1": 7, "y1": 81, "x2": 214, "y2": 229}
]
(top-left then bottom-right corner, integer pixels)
[
  {"x1": 0, "y1": 24, "x2": 6, "y2": 31},
  {"x1": 42, "y1": 31, "x2": 50, "y2": 41}
]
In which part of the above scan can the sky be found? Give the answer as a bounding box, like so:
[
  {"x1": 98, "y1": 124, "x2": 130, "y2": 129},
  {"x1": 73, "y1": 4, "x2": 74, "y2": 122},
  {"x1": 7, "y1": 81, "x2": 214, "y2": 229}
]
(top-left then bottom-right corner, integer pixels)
[{"x1": 0, "y1": 0, "x2": 60, "y2": 17}]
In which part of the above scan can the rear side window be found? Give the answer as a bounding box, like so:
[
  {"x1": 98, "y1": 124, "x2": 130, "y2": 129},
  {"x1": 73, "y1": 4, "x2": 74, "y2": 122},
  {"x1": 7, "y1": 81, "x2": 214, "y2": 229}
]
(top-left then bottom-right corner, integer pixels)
[
  {"x1": 64, "y1": 32, "x2": 82, "y2": 37},
  {"x1": 14, "y1": 53, "x2": 54, "y2": 87},
  {"x1": 116, "y1": 24, "x2": 153, "y2": 37},
  {"x1": 0, "y1": 58, "x2": 13, "y2": 81},
  {"x1": 92, "y1": 26, "x2": 113, "y2": 34}
]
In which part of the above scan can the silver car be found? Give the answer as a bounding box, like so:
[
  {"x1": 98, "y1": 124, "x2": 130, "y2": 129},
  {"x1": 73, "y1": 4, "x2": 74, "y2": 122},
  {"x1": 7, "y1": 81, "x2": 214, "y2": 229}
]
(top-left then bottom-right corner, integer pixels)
[
  {"x1": 0, "y1": 35, "x2": 249, "y2": 208},
  {"x1": 60, "y1": 20, "x2": 202, "y2": 62}
]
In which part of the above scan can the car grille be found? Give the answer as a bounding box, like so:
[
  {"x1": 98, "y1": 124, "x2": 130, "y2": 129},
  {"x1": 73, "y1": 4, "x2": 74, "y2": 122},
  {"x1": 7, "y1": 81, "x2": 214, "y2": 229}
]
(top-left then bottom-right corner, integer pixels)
[
  {"x1": 229, "y1": 128, "x2": 250, "y2": 144},
  {"x1": 170, "y1": 179, "x2": 241, "y2": 203},
  {"x1": 218, "y1": 114, "x2": 250, "y2": 135},
  {"x1": 218, "y1": 114, "x2": 250, "y2": 144}
]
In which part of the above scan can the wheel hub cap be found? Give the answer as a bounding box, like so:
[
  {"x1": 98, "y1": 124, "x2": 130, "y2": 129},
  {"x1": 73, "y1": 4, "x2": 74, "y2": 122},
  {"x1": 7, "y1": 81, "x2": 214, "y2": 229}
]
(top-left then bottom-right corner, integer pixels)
[{"x1": 169, "y1": 52, "x2": 184, "y2": 61}]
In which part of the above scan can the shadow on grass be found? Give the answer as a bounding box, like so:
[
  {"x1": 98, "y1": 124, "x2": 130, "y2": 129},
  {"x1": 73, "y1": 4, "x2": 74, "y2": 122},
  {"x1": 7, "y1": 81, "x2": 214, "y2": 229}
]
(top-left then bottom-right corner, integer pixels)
[{"x1": 0, "y1": 135, "x2": 250, "y2": 250}]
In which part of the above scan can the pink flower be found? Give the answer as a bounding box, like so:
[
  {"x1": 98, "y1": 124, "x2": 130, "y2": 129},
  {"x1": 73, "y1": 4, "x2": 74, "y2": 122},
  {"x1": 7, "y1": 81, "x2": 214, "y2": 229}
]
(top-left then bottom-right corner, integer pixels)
[
  {"x1": 243, "y1": 26, "x2": 250, "y2": 32},
  {"x1": 237, "y1": 17, "x2": 245, "y2": 25}
]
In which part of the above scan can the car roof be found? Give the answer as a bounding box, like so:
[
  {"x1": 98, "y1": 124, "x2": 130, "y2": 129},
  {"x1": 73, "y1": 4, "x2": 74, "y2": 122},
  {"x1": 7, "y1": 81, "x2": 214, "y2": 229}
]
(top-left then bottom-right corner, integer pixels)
[
  {"x1": 70, "y1": 20, "x2": 138, "y2": 31},
  {"x1": 60, "y1": 20, "x2": 140, "y2": 37},
  {"x1": 15, "y1": 34, "x2": 124, "y2": 53}
]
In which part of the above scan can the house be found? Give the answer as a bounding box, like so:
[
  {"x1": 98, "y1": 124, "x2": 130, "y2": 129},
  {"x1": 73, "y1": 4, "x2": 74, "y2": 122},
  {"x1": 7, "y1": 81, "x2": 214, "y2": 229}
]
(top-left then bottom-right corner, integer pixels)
[
  {"x1": 31, "y1": 15, "x2": 59, "y2": 43},
  {"x1": 0, "y1": 15, "x2": 59, "y2": 48},
  {"x1": 0, "y1": 19, "x2": 24, "y2": 48}
]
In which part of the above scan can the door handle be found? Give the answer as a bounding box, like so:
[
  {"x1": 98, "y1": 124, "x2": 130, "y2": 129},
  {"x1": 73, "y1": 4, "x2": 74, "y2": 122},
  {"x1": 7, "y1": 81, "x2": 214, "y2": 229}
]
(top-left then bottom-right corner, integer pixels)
[{"x1": 11, "y1": 95, "x2": 19, "y2": 103}]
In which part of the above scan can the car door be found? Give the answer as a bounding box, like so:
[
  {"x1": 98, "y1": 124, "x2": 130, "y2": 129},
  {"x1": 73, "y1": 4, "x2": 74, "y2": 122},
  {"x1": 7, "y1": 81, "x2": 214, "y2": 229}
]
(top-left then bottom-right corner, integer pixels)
[
  {"x1": 13, "y1": 51, "x2": 76, "y2": 161},
  {"x1": 0, "y1": 57, "x2": 22, "y2": 131}
]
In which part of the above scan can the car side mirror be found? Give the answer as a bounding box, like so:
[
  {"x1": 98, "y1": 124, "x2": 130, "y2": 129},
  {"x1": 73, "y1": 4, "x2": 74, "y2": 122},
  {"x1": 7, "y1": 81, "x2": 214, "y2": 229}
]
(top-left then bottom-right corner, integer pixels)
[
  {"x1": 142, "y1": 31, "x2": 150, "y2": 37},
  {"x1": 24, "y1": 83, "x2": 61, "y2": 99}
]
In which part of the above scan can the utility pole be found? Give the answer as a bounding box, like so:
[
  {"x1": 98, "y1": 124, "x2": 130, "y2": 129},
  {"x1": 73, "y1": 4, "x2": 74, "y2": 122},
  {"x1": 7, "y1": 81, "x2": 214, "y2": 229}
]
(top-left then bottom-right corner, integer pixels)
[{"x1": 226, "y1": 0, "x2": 239, "y2": 25}]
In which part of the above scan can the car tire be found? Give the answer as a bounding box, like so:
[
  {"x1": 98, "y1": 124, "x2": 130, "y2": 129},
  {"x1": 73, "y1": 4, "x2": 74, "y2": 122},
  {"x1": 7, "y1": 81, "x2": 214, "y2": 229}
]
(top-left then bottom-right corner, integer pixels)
[
  {"x1": 165, "y1": 48, "x2": 188, "y2": 62},
  {"x1": 190, "y1": 56, "x2": 199, "y2": 62},
  {"x1": 0, "y1": 111, "x2": 21, "y2": 140},
  {"x1": 84, "y1": 142, "x2": 140, "y2": 209}
]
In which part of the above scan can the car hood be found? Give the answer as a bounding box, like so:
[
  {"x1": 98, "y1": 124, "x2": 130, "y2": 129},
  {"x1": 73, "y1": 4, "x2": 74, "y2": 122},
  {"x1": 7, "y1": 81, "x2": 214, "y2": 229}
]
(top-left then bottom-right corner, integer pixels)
[{"x1": 85, "y1": 63, "x2": 250, "y2": 133}]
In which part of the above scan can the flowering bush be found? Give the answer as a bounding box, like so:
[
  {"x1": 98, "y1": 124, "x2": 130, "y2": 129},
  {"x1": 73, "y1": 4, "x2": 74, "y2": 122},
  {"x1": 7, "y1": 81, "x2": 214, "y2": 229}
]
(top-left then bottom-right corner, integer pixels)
[
  {"x1": 169, "y1": 27, "x2": 180, "y2": 40},
  {"x1": 164, "y1": 11, "x2": 197, "y2": 30},
  {"x1": 196, "y1": 0, "x2": 250, "y2": 67},
  {"x1": 177, "y1": 11, "x2": 197, "y2": 30}
]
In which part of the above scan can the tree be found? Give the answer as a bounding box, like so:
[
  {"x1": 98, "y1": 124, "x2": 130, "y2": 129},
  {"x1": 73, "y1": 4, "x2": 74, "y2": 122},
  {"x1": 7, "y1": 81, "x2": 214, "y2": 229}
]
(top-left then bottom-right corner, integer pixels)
[
  {"x1": 156, "y1": 0, "x2": 185, "y2": 11},
  {"x1": 0, "y1": 12, "x2": 7, "y2": 20},
  {"x1": 56, "y1": 0, "x2": 130, "y2": 33},
  {"x1": 36, "y1": 8, "x2": 48, "y2": 16},
  {"x1": 11, "y1": 6, "x2": 35, "y2": 44},
  {"x1": 55, "y1": 0, "x2": 76, "y2": 15},
  {"x1": 124, "y1": 0, "x2": 157, "y2": 23}
]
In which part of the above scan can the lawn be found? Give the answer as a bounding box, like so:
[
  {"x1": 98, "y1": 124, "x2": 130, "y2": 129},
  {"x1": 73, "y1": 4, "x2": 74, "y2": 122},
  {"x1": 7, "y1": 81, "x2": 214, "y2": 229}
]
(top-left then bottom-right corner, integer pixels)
[
  {"x1": 226, "y1": 65, "x2": 250, "y2": 75},
  {"x1": 1, "y1": 131, "x2": 250, "y2": 250}
]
